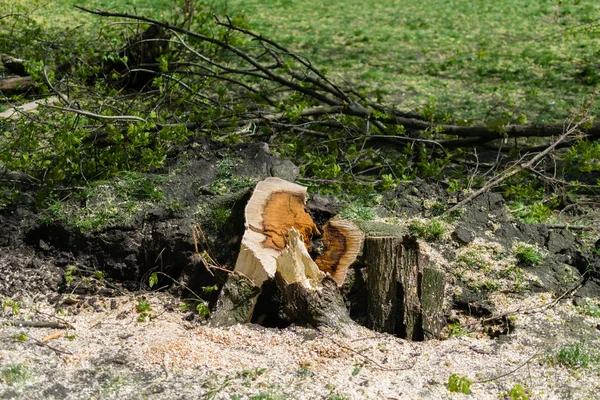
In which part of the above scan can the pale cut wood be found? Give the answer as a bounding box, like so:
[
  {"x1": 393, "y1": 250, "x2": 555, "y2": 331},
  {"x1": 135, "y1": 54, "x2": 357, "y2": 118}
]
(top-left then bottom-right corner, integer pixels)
[
  {"x1": 316, "y1": 217, "x2": 364, "y2": 286},
  {"x1": 234, "y1": 177, "x2": 318, "y2": 287},
  {"x1": 212, "y1": 177, "x2": 318, "y2": 326},
  {"x1": 0, "y1": 96, "x2": 59, "y2": 119},
  {"x1": 276, "y1": 228, "x2": 324, "y2": 289}
]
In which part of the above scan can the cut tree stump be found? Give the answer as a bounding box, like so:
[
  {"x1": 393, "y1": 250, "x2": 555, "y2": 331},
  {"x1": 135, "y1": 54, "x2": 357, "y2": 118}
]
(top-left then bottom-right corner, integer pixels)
[
  {"x1": 210, "y1": 177, "x2": 319, "y2": 326},
  {"x1": 364, "y1": 236, "x2": 445, "y2": 340},
  {"x1": 210, "y1": 177, "x2": 363, "y2": 331}
]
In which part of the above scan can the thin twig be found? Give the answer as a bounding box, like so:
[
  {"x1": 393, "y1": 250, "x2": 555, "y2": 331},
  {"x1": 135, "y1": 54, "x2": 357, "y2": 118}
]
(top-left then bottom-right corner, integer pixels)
[{"x1": 444, "y1": 117, "x2": 588, "y2": 215}]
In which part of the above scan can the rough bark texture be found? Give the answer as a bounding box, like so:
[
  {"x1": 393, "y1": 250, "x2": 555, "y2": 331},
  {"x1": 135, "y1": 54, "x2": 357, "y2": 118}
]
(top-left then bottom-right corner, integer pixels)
[
  {"x1": 276, "y1": 274, "x2": 354, "y2": 332},
  {"x1": 209, "y1": 273, "x2": 260, "y2": 326},
  {"x1": 420, "y1": 267, "x2": 446, "y2": 340},
  {"x1": 364, "y1": 236, "x2": 400, "y2": 333},
  {"x1": 364, "y1": 236, "x2": 445, "y2": 340}
]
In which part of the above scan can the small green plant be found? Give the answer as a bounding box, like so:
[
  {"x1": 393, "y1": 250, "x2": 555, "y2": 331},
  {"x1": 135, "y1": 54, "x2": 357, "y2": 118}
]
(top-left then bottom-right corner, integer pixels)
[
  {"x1": 136, "y1": 298, "x2": 152, "y2": 312},
  {"x1": 64, "y1": 265, "x2": 78, "y2": 284},
  {"x1": 447, "y1": 374, "x2": 472, "y2": 394},
  {"x1": 196, "y1": 303, "x2": 211, "y2": 319},
  {"x1": 510, "y1": 200, "x2": 553, "y2": 224},
  {"x1": 577, "y1": 303, "x2": 600, "y2": 318},
  {"x1": 137, "y1": 312, "x2": 152, "y2": 323},
  {"x1": 14, "y1": 333, "x2": 27, "y2": 342},
  {"x1": 149, "y1": 272, "x2": 159, "y2": 289},
  {"x1": 555, "y1": 342, "x2": 600, "y2": 369},
  {"x1": 456, "y1": 250, "x2": 492, "y2": 271},
  {"x1": 202, "y1": 285, "x2": 219, "y2": 295},
  {"x1": 237, "y1": 367, "x2": 267, "y2": 380},
  {"x1": 339, "y1": 202, "x2": 377, "y2": 221},
  {"x1": 408, "y1": 218, "x2": 446, "y2": 241},
  {"x1": 514, "y1": 244, "x2": 543, "y2": 267},
  {"x1": 93, "y1": 270, "x2": 105, "y2": 280},
  {"x1": 446, "y1": 321, "x2": 469, "y2": 337},
  {"x1": 3, "y1": 298, "x2": 21, "y2": 315},
  {"x1": 1, "y1": 364, "x2": 28, "y2": 385},
  {"x1": 179, "y1": 303, "x2": 190, "y2": 312},
  {"x1": 508, "y1": 383, "x2": 529, "y2": 400},
  {"x1": 327, "y1": 395, "x2": 350, "y2": 400}
]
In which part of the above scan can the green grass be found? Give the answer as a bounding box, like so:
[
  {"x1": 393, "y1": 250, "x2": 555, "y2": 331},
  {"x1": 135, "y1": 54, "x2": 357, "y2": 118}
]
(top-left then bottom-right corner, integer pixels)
[
  {"x1": 514, "y1": 244, "x2": 543, "y2": 267},
  {"x1": 1, "y1": 364, "x2": 28, "y2": 385},
  {"x1": 554, "y1": 342, "x2": 600, "y2": 369},
  {"x1": 13, "y1": 0, "x2": 600, "y2": 125},
  {"x1": 408, "y1": 218, "x2": 446, "y2": 241},
  {"x1": 220, "y1": 0, "x2": 600, "y2": 124}
]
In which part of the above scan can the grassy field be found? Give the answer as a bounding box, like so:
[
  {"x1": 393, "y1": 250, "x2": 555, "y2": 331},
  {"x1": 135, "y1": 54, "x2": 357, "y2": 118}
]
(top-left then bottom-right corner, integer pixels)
[{"x1": 10, "y1": 0, "x2": 600, "y2": 124}]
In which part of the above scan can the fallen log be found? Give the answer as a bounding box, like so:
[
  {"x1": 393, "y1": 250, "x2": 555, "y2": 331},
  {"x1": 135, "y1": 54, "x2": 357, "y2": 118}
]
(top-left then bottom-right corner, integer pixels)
[
  {"x1": 1, "y1": 54, "x2": 28, "y2": 76},
  {"x1": 0, "y1": 76, "x2": 35, "y2": 94},
  {"x1": 0, "y1": 96, "x2": 59, "y2": 119}
]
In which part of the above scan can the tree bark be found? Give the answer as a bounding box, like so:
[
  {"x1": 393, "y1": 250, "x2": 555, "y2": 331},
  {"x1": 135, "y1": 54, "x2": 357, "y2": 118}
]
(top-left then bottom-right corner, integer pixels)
[{"x1": 364, "y1": 236, "x2": 445, "y2": 340}]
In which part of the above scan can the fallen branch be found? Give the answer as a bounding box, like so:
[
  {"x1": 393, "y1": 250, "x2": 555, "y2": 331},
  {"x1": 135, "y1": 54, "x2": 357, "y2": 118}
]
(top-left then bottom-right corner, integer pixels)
[
  {"x1": 445, "y1": 117, "x2": 589, "y2": 215},
  {"x1": 0, "y1": 96, "x2": 59, "y2": 119},
  {"x1": 0, "y1": 319, "x2": 71, "y2": 329}
]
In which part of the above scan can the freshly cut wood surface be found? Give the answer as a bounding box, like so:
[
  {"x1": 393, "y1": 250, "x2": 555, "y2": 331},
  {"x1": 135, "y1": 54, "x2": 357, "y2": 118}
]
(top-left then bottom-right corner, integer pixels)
[
  {"x1": 276, "y1": 228, "x2": 324, "y2": 289},
  {"x1": 316, "y1": 217, "x2": 364, "y2": 286},
  {"x1": 234, "y1": 177, "x2": 318, "y2": 287}
]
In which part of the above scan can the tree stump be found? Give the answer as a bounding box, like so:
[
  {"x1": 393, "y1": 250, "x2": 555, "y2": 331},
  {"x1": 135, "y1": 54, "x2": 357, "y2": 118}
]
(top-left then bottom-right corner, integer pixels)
[
  {"x1": 210, "y1": 177, "x2": 363, "y2": 331},
  {"x1": 364, "y1": 236, "x2": 445, "y2": 340}
]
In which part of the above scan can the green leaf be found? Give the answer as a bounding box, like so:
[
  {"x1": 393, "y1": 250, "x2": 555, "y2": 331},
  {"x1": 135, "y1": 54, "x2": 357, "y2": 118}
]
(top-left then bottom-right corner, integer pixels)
[
  {"x1": 509, "y1": 384, "x2": 529, "y2": 400},
  {"x1": 447, "y1": 374, "x2": 472, "y2": 394},
  {"x1": 149, "y1": 272, "x2": 158, "y2": 288},
  {"x1": 196, "y1": 303, "x2": 210, "y2": 318}
]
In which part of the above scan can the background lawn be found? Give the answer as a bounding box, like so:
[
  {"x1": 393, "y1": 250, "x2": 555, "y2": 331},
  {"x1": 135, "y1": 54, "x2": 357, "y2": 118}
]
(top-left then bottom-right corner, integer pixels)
[{"x1": 28, "y1": 0, "x2": 600, "y2": 125}]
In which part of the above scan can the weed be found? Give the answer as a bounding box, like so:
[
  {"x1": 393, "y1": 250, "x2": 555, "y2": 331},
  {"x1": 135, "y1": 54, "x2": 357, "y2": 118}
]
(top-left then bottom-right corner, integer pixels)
[
  {"x1": 63, "y1": 265, "x2": 78, "y2": 284},
  {"x1": 136, "y1": 298, "x2": 152, "y2": 312},
  {"x1": 3, "y1": 298, "x2": 21, "y2": 315},
  {"x1": 507, "y1": 383, "x2": 529, "y2": 399},
  {"x1": 137, "y1": 312, "x2": 152, "y2": 323},
  {"x1": 237, "y1": 367, "x2": 267, "y2": 380},
  {"x1": 408, "y1": 218, "x2": 446, "y2": 241},
  {"x1": 93, "y1": 270, "x2": 105, "y2": 280},
  {"x1": 456, "y1": 250, "x2": 492, "y2": 271},
  {"x1": 1, "y1": 364, "x2": 28, "y2": 385},
  {"x1": 339, "y1": 202, "x2": 377, "y2": 221},
  {"x1": 212, "y1": 206, "x2": 232, "y2": 230},
  {"x1": 196, "y1": 302, "x2": 211, "y2": 319},
  {"x1": 445, "y1": 321, "x2": 469, "y2": 338},
  {"x1": 554, "y1": 342, "x2": 600, "y2": 369},
  {"x1": 510, "y1": 201, "x2": 553, "y2": 224},
  {"x1": 514, "y1": 244, "x2": 543, "y2": 267},
  {"x1": 447, "y1": 374, "x2": 472, "y2": 394},
  {"x1": 577, "y1": 303, "x2": 600, "y2": 318},
  {"x1": 148, "y1": 272, "x2": 159, "y2": 289},
  {"x1": 14, "y1": 333, "x2": 27, "y2": 342}
]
